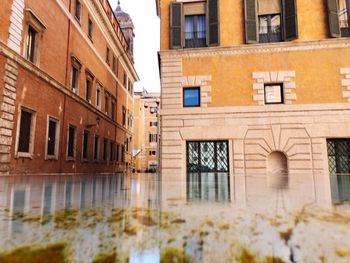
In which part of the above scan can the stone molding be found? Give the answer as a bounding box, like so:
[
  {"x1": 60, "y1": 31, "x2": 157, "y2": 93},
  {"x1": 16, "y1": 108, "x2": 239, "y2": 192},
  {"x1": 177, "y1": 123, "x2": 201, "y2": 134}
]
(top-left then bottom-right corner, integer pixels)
[
  {"x1": 252, "y1": 71, "x2": 296, "y2": 105},
  {"x1": 340, "y1": 68, "x2": 350, "y2": 102},
  {"x1": 7, "y1": 0, "x2": 25, "y2": 53},
  {"x1": 159, "y1": 38, "x2": 350, "y2": 59},
  {"x1": 0, "y1": 58, "x2": 18, "y2": 175}
]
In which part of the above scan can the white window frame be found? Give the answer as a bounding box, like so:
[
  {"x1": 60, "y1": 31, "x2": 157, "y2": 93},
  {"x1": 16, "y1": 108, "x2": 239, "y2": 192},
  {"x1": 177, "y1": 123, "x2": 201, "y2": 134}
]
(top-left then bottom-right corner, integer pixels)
[
  {"x1": 45, "y1": 116, "x2": 60, "y2": 160},
  {"x1": 15, "y1": 106, "x2": 36, "y2": 159}
]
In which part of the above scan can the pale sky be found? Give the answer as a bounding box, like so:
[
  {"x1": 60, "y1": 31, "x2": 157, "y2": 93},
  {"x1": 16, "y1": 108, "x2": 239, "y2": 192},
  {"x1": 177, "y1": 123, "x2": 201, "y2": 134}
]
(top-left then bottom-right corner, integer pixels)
[{"x1": 110, "y1": 0, "x2": 160, "y2": 93}]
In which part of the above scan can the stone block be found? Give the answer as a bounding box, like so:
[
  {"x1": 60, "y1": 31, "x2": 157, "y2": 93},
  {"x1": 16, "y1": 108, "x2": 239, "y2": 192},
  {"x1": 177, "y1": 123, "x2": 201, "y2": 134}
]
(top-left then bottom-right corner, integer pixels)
[
  {"x1": 162, "y1": 131, "x2": 182, "y2": 140},
  {"x1": 162, "y1": 146, "x2": 182, "y2": 154},
  {"x1": 0, "y1": 154, "x2": 10, "y2": 163},
  {"x1": 4, "y1": 83, "x2": 16, "y2": 93},
  {"x1": 1, "y1": 112, "x2": 14, "y2": 121},
  {"x1": 340, "y1": 68, "x2": 350, "y2": 74},
  {"x1": 253, "y1": 94, "x2": 264, "y2": 101},
  {"x1": 201, "y1": 97, "x2": 212, "y2": 104},
  {"x1": 5, "y1": 64, "x2": 18, "y2": 76},
  {"x1": 341, "y1": 79, "x2": 350, "y2": 86},
  {"x1": 4, "y1": 76, "x2": 17, "y2": 87},
  {"x1": 3, "y1": 89, "x2": 16, "y2": 100},
  {"x1": 7, "y1": 39, "x2": 20, "y2": 53},
  {"x1": 0, "y1": 128, "x2": 12, "y2": 137},
  {"x1": 3, "y1": 97, "x2": 15, "y2": 106},
  {"x1": 162, "y1": 119, "x2": 184, "y2": 127},
  {"x1": 285, "y1": 93, "x2": 297, "y2": 100},
  {"x1": 1, "y1": 104, "x2": 15, "y2": 115},
  {"x1": 0, "y1": 145, "x2": 11, "y2": 154},
  {"x1": 270, "y1": 72, "x2": 278, "y2": 82},
  {"x1": 343, "y1": 90, "x2": 350, "y2": 98},
  {"x1": 284, "y1": 82, "x2": 296, "y2": 89},
  {"x1": 253, "y1": 83, "x2": 264, "y2": 90}
]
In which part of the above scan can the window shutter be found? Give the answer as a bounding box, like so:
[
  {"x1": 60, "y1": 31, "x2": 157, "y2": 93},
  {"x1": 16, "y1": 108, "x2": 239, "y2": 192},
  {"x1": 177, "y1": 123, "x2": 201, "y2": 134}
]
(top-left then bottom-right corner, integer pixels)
[
  {"x1": 170, "y1": 3, "x2": 183, "y2": 49},
  {"x1": 282, "y1": 0, "x2": 298, "y2": 41},
  {"x1": 207, "y1": 0, "x2": 219, "y2": 46},
  {"x1": 327, "y1": 0, "x2": 340, "y2": 37},
  {"x1": 244, "y1": 0, "x2": 258, "y2": 43}
]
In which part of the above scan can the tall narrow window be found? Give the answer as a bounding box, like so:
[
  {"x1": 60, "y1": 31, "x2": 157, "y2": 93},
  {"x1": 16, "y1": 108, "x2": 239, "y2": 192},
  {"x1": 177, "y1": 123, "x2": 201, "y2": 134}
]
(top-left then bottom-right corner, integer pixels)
[
  {"x1": 111, "y1": 99, "x2": 116, "y2": 121},
  {"x1": 103, "y1": 139, "x2": 108, "y2": 161},
  {"x1": 82, "y1": 130, "x2": 89, "y2": 160},
  {"x1": 121, "y1": 145, "x2": 125, "y2": 162},
  {"x1": 75, "y1": 0, "x2": 82, "y2": 21},
  {"x1": 258, "y1": 14, "x2": 282, "y2": 43},
  {"x1": 17, "y1": 109, "x2": 34, "y2": 155},
  {"x1": 67, "y1": 125, "x2": 76, "y2": 159},
  {"x1": 110, "y1": 141, "x2": 114, "y2": 162},
  {"x1": 93, "y1": 135, "x2": 99, "y2": 161},
  {"x1": 106, "y1": 47, "x2": 110, "y2": 65},
  {"x1": 112, "y1": 56, "x2": 116, "y2": 72},
  {"x1": 86, "y1": 77, "x2": 92, "y2": 102},
  {"x1": 71, "y1": 57, "x2": 81, "y2": 93},
  {"x1": 122, "y1": 107, "x2": 126, "y2": 126},
  {"x1": 339, "y1": 0, "x2": 350, "y2": 36},
  {"x1": 88, "y1": 18, "x2": 93, "y2": 39},
  {"x1": 116, "y1": 144, "x2": 120, "y2": 162},
  {"x1": 26, "y1": 25, "x2": 37, "y2": 63},
  {"x1": 46, "y1": 118, "x2": 59, "y2": 158},
  {"x1": 123, "y1": 73, "x2": 127, "y2": 88},
  {"x1": 105, "y1": 93, "x2": 109, "y2": 115},
  {"x1": 96, "y1": 86, "x2": 101, "y2": 109}
]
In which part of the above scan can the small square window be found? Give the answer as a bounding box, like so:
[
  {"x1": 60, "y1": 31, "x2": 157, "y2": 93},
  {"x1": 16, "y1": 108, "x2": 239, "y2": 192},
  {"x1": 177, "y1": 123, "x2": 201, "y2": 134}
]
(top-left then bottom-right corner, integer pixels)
[
  {"x1": 183, "y1": 87, "x2": 200, "y2": 107},
  {"x1": 264, "y1": 83, "x2": 284, "y2": 104}
]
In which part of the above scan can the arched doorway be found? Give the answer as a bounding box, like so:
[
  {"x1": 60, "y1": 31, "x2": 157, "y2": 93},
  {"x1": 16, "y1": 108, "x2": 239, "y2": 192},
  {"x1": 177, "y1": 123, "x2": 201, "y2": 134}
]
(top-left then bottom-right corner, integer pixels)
[{"x1": 267, "y1": 151, "x2": 288, "y2": 189}]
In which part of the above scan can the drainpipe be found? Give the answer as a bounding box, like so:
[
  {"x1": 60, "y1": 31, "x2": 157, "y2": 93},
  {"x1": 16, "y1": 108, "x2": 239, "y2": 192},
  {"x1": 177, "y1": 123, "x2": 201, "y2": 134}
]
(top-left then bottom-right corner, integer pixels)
[{"x1": 60, "y1": 0, "x2": 72, "y2": 173}]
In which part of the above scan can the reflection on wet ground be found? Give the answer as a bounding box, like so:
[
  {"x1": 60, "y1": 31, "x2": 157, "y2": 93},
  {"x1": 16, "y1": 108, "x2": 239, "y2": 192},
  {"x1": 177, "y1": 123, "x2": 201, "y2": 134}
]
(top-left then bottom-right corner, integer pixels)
[{"x1": 0, "y1": 172, "x2": 349, "y2": 262}]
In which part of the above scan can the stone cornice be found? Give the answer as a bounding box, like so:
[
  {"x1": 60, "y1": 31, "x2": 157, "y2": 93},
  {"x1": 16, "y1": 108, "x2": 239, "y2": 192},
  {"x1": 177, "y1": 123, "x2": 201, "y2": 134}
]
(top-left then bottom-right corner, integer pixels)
[
  {"x1": 0, "y1": 41, "x2": 130, "y2": 134},
  {"x1": 160, "y1": 103, "x2": 350, "y2": 117},
  {"x1": 159, "y1": 38, "x2": 350, "y2": 59}
]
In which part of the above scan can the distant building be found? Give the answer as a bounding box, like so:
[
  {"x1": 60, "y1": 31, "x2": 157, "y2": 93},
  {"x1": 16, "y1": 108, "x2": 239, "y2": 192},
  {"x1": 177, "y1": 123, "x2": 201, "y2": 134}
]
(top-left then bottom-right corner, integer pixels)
[
  {"x1": 156, "y1": 0, "x2": 350, "y2": 186},
  {"x1": 133, "y1": 91, "x2": 160, "y2": 172},
  {"x1": 0, "y1": 0, "x2": 138, "y2": 175}
]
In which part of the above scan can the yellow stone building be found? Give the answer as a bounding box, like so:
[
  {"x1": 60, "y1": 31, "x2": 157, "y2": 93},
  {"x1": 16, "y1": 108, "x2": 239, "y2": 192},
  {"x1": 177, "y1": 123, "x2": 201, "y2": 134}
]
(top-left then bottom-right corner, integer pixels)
[
  {"x1": 133, "y1": 91, "x2": 160, "y2": 172},
  {"x1": 156, "y1": 0, "x2": 350, "y2": 196}
]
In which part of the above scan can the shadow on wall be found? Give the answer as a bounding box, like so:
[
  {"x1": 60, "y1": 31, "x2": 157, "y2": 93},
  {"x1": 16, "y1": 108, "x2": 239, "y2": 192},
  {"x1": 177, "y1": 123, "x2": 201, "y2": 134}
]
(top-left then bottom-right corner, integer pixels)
[{"x1": 267, "y1": 151, "x2": 289, "y2": 189}]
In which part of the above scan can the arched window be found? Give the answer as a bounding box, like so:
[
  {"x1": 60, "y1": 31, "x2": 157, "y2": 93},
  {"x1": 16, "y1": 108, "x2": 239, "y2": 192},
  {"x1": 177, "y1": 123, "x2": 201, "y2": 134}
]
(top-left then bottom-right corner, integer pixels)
[{"x1": 267, "y1": 151, "x2": 288, "y2": 174}]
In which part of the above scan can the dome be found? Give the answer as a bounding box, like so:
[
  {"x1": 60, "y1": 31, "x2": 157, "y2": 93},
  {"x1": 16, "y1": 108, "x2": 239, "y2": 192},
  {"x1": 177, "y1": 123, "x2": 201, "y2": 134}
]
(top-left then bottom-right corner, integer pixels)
[{"x1": 114, "y1": 1, "x2": 130, "y2": 18}]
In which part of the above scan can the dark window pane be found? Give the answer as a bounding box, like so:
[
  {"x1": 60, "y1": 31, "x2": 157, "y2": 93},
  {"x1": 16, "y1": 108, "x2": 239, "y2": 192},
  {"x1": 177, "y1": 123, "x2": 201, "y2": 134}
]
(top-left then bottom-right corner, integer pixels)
[
  {"x1": 47, "y1": 120, "x2": 57, "y2": 156},
  {"x1": 110, "y1": 142, "x2": 114, "y2": 161},
  {"x1": 86, "y1": 78, "x2": 91, "y2": 101},
  {"x1": 72, "y1": 66, "x2": 79, "y2": 91},
  {"x1": 75, "y1": 0, "x2": 81, "y2": 20},
  {"x1": 67, "y1": 126, "x2": 75, "y2": 157},
  {"x1": 83, "y1": 131, "x2": 88, "y2": 159},
  {"x1": 103, "y1": 139, "x2": 108, "y2": 161},
  {"x1": 18, "y1": 110, "x2": 32, "y2": 153},
  {"x1": 116, "y1": 144, "x2": 119, "y2": 162},
  {"x1": 93, "y1": 136, "x2": 99, "y2": 160},
  {"x1": 185, "y1": 15, "x2": 206, "y2": 48},
  {"x1": 26, "y1": 26, "x2": 37, "y2": 63},
  {"x1": 183, "y1": 88, "x2": 200, "y2": 107}
]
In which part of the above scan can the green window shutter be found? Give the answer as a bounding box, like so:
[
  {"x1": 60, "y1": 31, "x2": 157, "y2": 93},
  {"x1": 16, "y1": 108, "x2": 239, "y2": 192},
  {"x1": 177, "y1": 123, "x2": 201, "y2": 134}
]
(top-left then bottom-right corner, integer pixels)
[
  {"x1": 244, "y1": 0, "x2": 258, "y2": 44},
  {"x1": 327, "y1": 0, "x2": 340, "y2": 37},
  {"x1": 170, "y1": 3, "x2": 183, "y2": 49},
  {"x1": 207, "y1": 0, "x2": 219, "y2": 46},
  {"x1": 282, "y1": 0, "x2": 298, "y2": 41}
]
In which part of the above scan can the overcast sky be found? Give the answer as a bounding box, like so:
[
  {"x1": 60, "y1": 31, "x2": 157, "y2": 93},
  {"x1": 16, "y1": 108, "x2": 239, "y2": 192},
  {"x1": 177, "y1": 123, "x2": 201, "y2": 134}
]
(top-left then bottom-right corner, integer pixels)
[{"x1": 110, "y1": 0, "x2": 160, "y2": 93}]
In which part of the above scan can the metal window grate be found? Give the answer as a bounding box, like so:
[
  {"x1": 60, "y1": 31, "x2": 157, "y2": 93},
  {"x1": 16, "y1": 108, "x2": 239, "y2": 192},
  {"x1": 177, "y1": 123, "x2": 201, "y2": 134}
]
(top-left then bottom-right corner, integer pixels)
[
  {"x1": 327, "y1": 139, "x2": 350, "y2": 174},
  {"x1": 187, "y1": 141, "x2": 229, "y2": 173}
]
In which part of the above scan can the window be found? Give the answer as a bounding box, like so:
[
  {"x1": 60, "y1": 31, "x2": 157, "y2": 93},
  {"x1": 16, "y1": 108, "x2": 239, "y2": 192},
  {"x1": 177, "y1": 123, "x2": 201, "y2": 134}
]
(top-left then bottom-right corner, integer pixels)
[
  {"x1": 67, "y1": 125, "x2": 76, "y2": 159},
  {"x1": 183, "y1": 87, "x2": 200, "y2": 107},
  {"x1": 149, "y1": 150, "x2": 156, "y2": 156},
  {"x1": 111, "y1": 99, "x2": 116, "y2": 121},
  {"x1": 258, "y1": 14, "x2": 281, "y2": 43},
  {"x1": 328, "y1": 0, "x2": 350, "y2": 37},
  {"x1": 46, "y1": 117, "x2": 59, "y2": 159},
  {"x1": 82, "y1": 130, "x2": 89, "y2": 160},
  {"x1": 75, "y1": 0, "x2": 82, "y2": 21},
  {"x1": 327, "y1": 139, "x2": 350, "y2": 202},
  {"x1": 17, "y1": 108, "x2": 35, "y2": 156},
  {"x1": 264, "y1": 83, "x2": 284, "y2": 104},
  {"x1": 71, "y1": 57, "x2": 81, "y2": 93},
  {"x1": 185, "y1": 15, "x2": 206, "y2": 48},
  {"x1": 96, "y1": 85, "x2": 101, "y2": 109},
  {"x1": 110, "y1": 141, "x2": 114, "y2": 161},
  {"x1": 25, "y1": 25, "x2": 37, "y2": 63},
  {"x1": 150, "y1": 121, "x2": 158, "y2": 127},
  {"x1": 149, "y1": 134, "x2": 158, "y2": 143},
  {"x1": 121, "y1": 145, "x2": 125, "y2": 162},
  {"x1": 103, "y1": 139, "x2": 108, "y2": 161},
  {"x1": 245, "y1": 0, "x2": 297, "y2": 43},
  {"x1": 170, "y1": 1, "x2": 219, "y2": 49},
  {"x1": 93, "y1": 135, "x2": 99, "y2": 161},
  {"x1": 122, "y1": 107, "x2": 126, "y2": 126},
  {"x1": 125, "y1": 138, "x2": 129, "y2": 153},
  {"x1": 112, "y1": 56, "x2": 116, "y2": 72},
  {"x1": 106, "y1": 47, "x2": 110, "y2": 65},
  {"x1": 116, "y1": 144, "x2": 120, "y2": 162},
  {"x1": 88, "y1": 18, "x2": 93, "y2": 39},
  {"x1": 123, "y1": 73, "x2": 127, "y2": 88},
  {"x1": 105, "y1": 93, "x2": 109, "y2": 115},
  {"x1": 85, "y1": 75, "x2": 92, "y2": 102}
]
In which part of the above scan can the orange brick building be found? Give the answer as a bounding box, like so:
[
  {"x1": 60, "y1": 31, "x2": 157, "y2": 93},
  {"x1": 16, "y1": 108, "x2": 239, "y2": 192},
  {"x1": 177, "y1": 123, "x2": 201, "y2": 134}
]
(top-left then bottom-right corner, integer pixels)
[{"x1": 0, "y1": 0, "x2": 138, "y2": 175}]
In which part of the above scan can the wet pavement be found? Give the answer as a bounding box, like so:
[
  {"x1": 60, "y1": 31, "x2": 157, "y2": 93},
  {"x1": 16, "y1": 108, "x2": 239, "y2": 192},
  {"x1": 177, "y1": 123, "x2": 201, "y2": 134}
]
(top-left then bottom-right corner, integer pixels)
[{"x1": 0, "y1": 172, "x2": 349, "y2": 262}]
